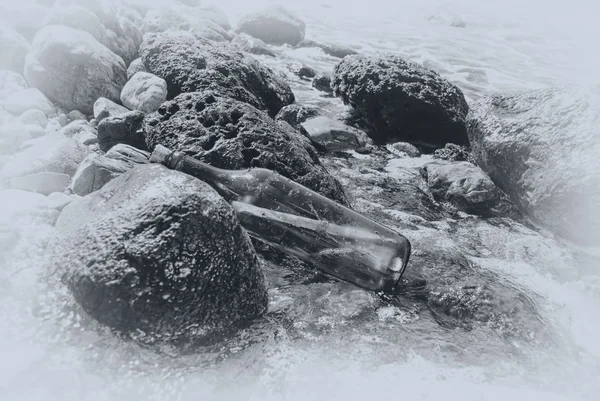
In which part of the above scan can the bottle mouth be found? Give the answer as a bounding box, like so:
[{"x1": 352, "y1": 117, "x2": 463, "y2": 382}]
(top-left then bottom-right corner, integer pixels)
[{"x1": 388, "y1": 238, "x2": 411, "y2": 288}]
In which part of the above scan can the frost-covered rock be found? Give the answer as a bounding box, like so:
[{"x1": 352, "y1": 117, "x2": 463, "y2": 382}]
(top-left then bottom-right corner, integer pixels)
[
  {"x1": 0, "y1": 71, "x2": 28, "y2": 98},
  {"x1": 300, "y1": 116, "x2": 370, "y2": 151},
  {"x1": 0, "y1": 25, "x2": 31, "y2": 73},
  {"x1": 18, "y1": 109, "x2": 48, "y2": 128},
  {"x1": 0, "y1": 123, "x2": 34, "y2": 155},
  {"x1": 0, "y1": 88, "x2": 55, "y2": 116},
  {"x1": 44, "y1": 1, "x2": 144, "y2": 65},
  {"x1": 126, "y1": 58, "x2": 146, "y2": 79},
  {"x1": 144, "y1": 91, "x2": 347, "y2": 204},
  {"x1": 467, "y1": 87, "x2": 600, "y2": 244},
  {"x1": 231, "y1": 33, "x2": 276, "y2": 57},
  {"x1": 8, "y1": 172, "x2": 70, "y2": 195},
  {"x1": 120, "y1": 72, "x2": 167, "y2": 114},
  {"x1": 332, "y1": 54, "x2": 469, "y2": 147},
  {"x1": 0, "y1": 135, "x2": 88, "y2": 181},
  {"x1": 139, "y1": 30, "x2": 294, "y2": 117},
  {"x1": 93, "y1": 97, "x2": 129, "y2": 123},
  {"x1": 24, "y1": 25, "x2": 127, "y2": 115},
  {"x1": 422, "y1": 161, "x2": 500, "y2": 214},
  {"x1": 67, "y1": 110, "x2": 87, "y2": 121},
  {"x1": 60, "y1": 120, "x2": 98, "y2": 146},
  {"x1": 237, "y1": 5, "x2": 305, "y2": 46},
  {"x1": 51, "y1": 164, "x2": 268, "y2": 344},
  {"x1": 97, "y1": 110, "x2": 146, "y2": 152},
  {"x1": 68, "y1": 153, "x2": 131, "y2": 196}
]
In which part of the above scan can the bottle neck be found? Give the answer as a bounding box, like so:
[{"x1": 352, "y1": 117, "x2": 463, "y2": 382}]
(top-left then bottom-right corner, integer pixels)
[{"x1": 169, "y1": 151, "x2": 240, "y2": 202}]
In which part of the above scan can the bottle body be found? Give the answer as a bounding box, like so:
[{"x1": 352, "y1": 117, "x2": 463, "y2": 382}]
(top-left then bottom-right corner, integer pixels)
[{"x1": 150, "y1": 145, "x2": 411, "y2": 292}]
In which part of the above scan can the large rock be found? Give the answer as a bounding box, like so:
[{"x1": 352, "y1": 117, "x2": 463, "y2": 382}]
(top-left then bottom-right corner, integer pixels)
[
  {"x1": 300, "y1": 116, "x2": 370, "y2": 152},
  {"x1": 144, "y1": 91, "x2": 348, "y2": 204},
  {"x1": 231, "y1": 33, "x2": 276, "y2": 57},
  {"x1": 97, "y1": 110, "x2": 146, "y2": 152},
  {"x1": 237, "y1": 5, "x2": 305, "y2": 46},
  {"x1": 139, "y1": 30, "x2": 294, "y2": 117},
  {"x1": 467, "y1": 87, "x2": 600, "y2": 244},
  {"x1": 51, "y1": 164, "x2": 268, "y2": 344},
  {"x1": 0, "y1": 26, "x2": 30, "y2": 73},
  {"x1": 42, "y1": 3, "x2": 143, "y2": 65},
  {"x1": 422, "y1": 161, "x2": 500, "y2": 214},
  {"x1": 120, "y1": 72, "x2": 167, "y2": 114},
  {"x1": 24, "y1": 25, "x2": 127, "y2": 115},
  {"x1": 332, "y1": 54, "x2": 469, "y2": 148}
]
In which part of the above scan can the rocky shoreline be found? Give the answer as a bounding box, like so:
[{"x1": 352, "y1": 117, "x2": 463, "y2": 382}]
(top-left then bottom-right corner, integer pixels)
[{"x1": 0, "y1": 0, "x2": 597, "y2": 351}]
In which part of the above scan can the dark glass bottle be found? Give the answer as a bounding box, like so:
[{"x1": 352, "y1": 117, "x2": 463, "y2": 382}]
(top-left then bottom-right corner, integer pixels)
[{"x1": 150, "y1": 145, "x2": 411, "y2": 292}]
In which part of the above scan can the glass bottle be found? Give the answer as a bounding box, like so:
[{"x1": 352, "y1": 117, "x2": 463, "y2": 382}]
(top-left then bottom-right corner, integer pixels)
[{"x1": 150, "y1": 145, "x2": 411, "y2": 292}]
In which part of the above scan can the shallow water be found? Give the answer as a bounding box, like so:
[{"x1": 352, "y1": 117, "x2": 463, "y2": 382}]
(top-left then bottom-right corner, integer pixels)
[{"x1": 1, "y1": 0, "x2": 600, "y2": 400}]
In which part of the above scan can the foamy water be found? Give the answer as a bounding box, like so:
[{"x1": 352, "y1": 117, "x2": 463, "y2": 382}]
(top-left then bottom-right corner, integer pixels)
[{"x1": 1, "y1": 1, "x2": 599, "y2": 400}]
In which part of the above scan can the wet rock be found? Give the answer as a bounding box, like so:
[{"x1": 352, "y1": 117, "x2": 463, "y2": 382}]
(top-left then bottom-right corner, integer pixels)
[
  {"x1": 97, "y1": 110, "x2": 146, "y2": 152},
  {"x1": 237, "y1": 5, "x2": 305, "y2": 46},
  {"x1": 0, "y1": 25, "x2": 30, "y2": 73},
  {"x1": 467, "y1": 87, "x2": 600, "y2": 245},
  {"x1": 300, "y1": 116, "x2": 370, "y2": 151},
  {"x1": 332, "y1": 54, "x2": 469, "y2": 147},
  {"x1": 297, "y1": 39, "x2": 358, "y2": 58},
  {"x1": 0, "y1": 88, "x2": 55, "y2": 116},
  {"x1": 126, "y1": 58, "x2": 147, "y2": 79},
  {"x1": 231, "y1": 33, "x2": 276, "y2": 57},
  {"x1": 120, "y1": 72, "x2": 167, "y2": 114},
  {"x1": 52, "y1": 164, "x2": 268, "y2": 344},
  {"x1": 433, "y1": 143, "x2": 470, "y2": 162},
  {"x1": 18, "y1": 109, "x2": 48, "y2": 128},
  {"x1": 312, "y1": 74, "x2": 333, "y2": 94},
  {"x1": 0, "y1": 135, "x2": 88, "y2": 180},
  {"x1": 8, "y1": 172, "x2": 70, "y2": 195},
  {"x1": 387, "y1": 142, "x2": 421, "y2": 158},
  {"x1": 144, "y1": 92, "x2": 347, "y2": 204},
  {"x1": 142, "y1": 3, "x2": 231, "y2": 42},
  {"x1": 24, "y1": 25, "x2": 127, "y2": 115},
  {"x1": 275, "y1": 104, "x2": 319, "y2": 129},
  {"x1": 139, "y1": 30, "x2": 294, "y2": 117},
  {"x1": 93, "y1": 97, "x2": 130, "y2": 123},
  {"x1": 0, "y1": 70, "x2": 28, "y2": 98},
  {"x1": 422, "y1": 161, "x2": 500, "y2": 214},
  {"x1": 68, "y1": 153, "x2": 131, "y2": 196}
]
